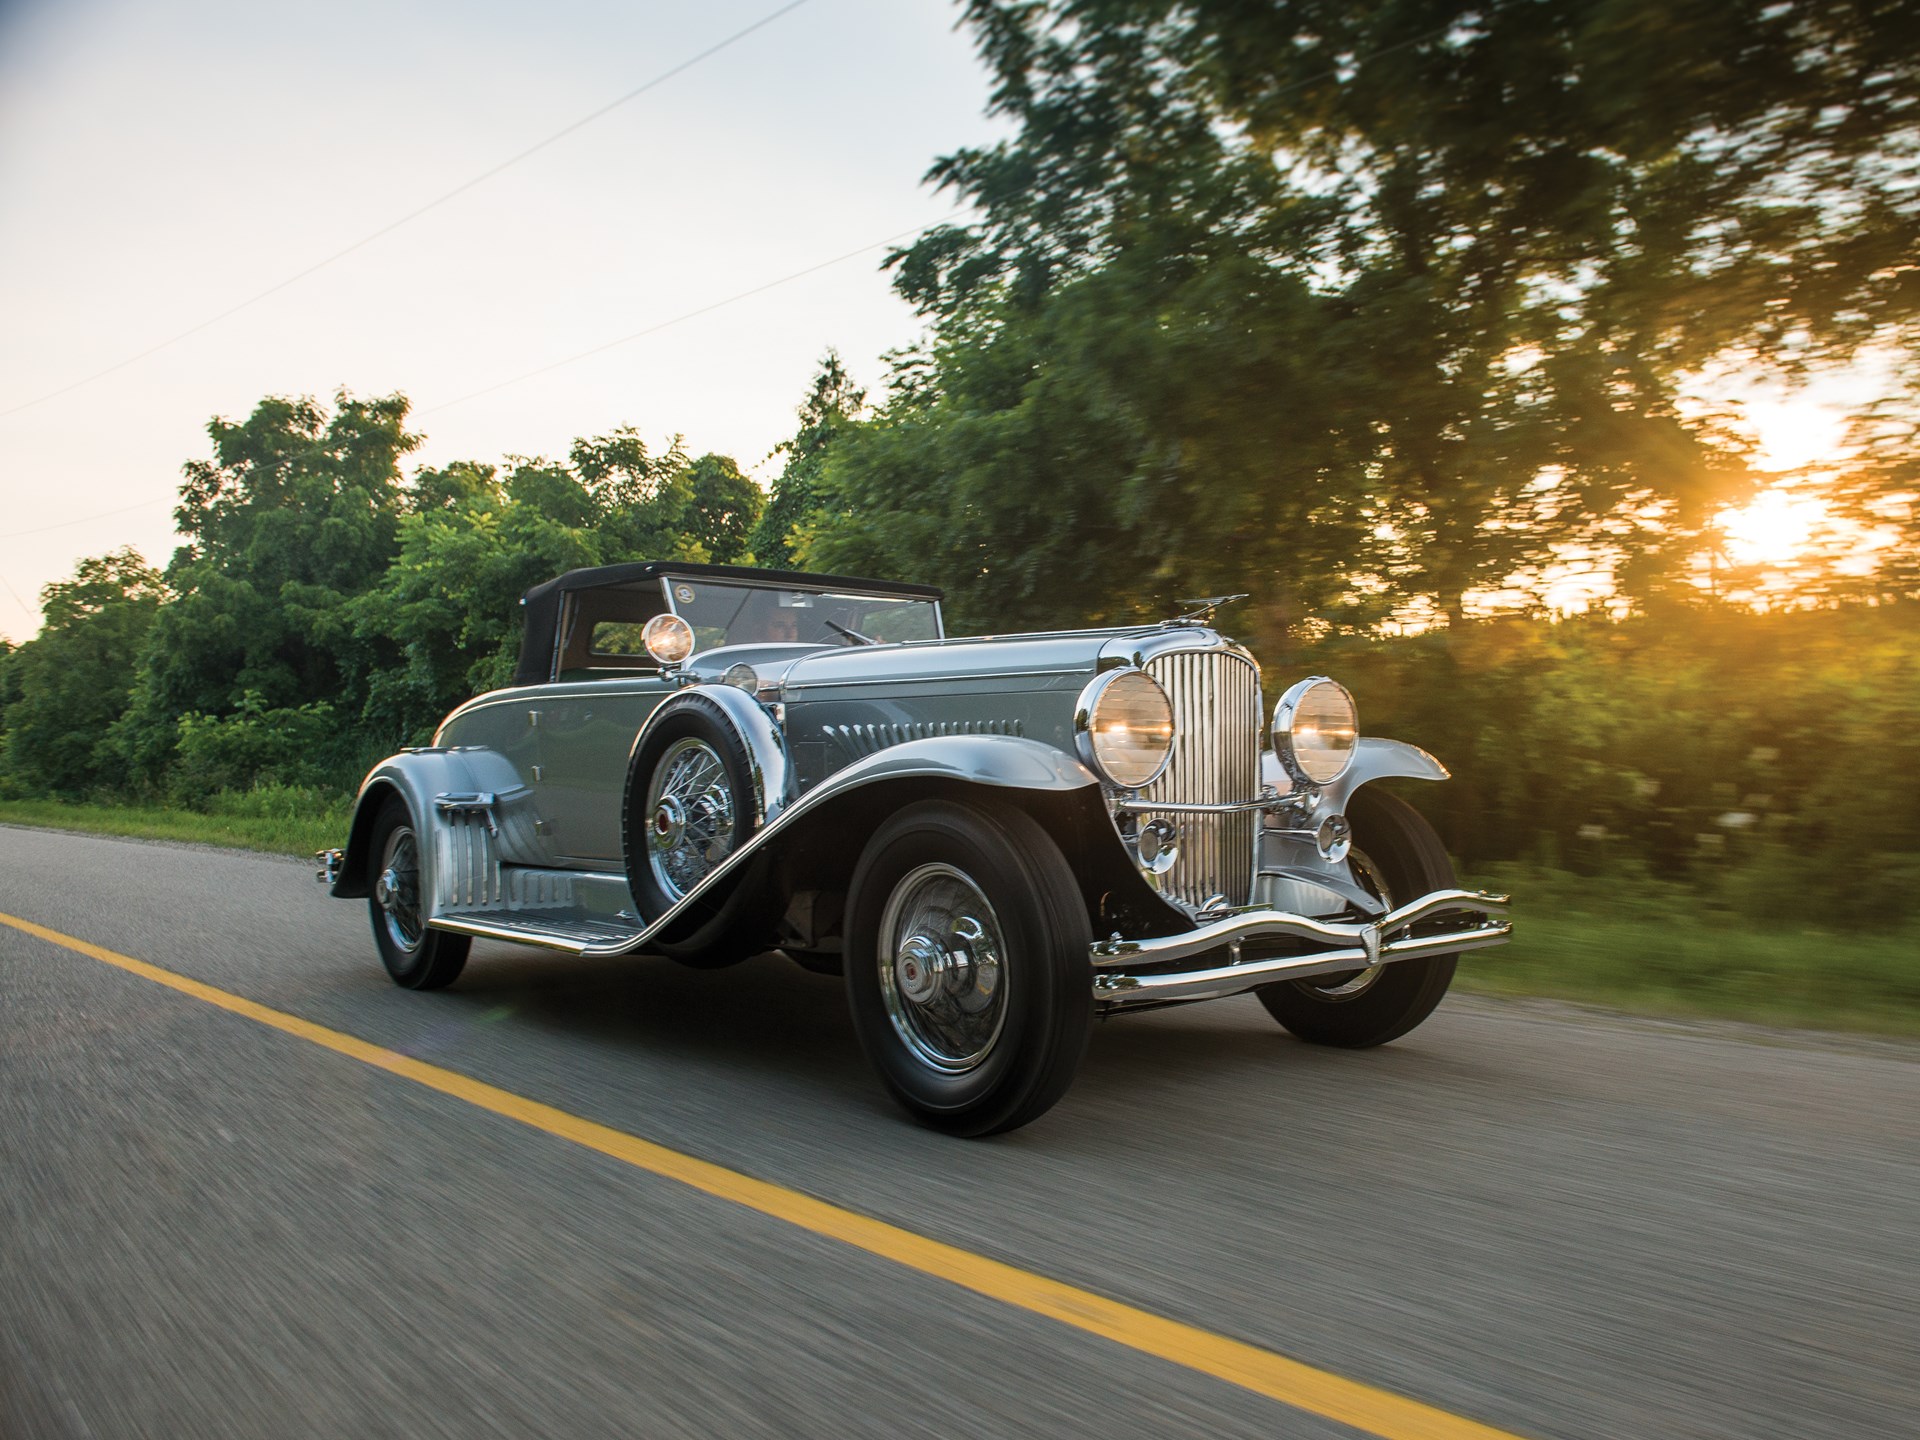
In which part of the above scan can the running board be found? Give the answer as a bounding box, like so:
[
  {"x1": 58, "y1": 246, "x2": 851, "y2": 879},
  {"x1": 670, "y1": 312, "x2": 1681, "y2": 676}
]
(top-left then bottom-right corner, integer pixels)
[{"x1": 433, "y1": 908, "x2": 646, "y2": 953}]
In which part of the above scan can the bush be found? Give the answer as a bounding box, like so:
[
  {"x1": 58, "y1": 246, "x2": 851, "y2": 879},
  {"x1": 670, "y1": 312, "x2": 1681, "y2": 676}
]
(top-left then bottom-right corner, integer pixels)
[{"x1": 170, "y1": 693, "x2": 346, "y2": 803}]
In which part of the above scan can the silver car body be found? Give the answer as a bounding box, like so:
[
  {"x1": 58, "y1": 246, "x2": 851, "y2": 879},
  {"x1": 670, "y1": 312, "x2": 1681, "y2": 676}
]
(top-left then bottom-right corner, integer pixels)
[{"x1": 322, "y1": 562, "x2": 1509, "y2": 1008}]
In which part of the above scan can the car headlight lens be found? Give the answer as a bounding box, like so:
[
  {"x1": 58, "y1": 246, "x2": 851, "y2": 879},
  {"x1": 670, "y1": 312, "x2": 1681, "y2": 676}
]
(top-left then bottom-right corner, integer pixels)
[
  {"x1": 643, "y1": 613, "x2": 695, "y2": 665},
  {"x1": 1273, "y1": 677, "x2": 1357, "y2": 786},
  {"x1": 1077, "y1": 669, "x2": 1176, "y2": 789}
]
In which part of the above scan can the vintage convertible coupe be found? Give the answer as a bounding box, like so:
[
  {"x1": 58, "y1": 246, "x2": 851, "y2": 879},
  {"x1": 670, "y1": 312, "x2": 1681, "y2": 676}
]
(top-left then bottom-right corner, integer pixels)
[{"x1": 319, "y1": 561, "x2": 1509, "y2": 1134}]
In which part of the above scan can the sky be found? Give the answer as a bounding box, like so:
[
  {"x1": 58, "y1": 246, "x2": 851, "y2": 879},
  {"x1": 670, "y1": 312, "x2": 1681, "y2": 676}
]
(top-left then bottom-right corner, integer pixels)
[{"x1": 0, "y1": 0, "x2": 1003, "y2": 642}]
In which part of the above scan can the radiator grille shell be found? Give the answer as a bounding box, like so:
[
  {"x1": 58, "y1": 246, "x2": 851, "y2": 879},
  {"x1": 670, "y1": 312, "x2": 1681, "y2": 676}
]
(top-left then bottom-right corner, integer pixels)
[{"x1": 1139, "y1": 648, "x2": 1262, "y2": 911}]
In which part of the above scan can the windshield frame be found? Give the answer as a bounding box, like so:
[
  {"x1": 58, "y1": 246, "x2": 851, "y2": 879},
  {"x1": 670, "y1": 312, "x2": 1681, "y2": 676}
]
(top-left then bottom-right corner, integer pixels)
[{"x1": 657, "y1": 574, "x2": 944, "y2": 654}]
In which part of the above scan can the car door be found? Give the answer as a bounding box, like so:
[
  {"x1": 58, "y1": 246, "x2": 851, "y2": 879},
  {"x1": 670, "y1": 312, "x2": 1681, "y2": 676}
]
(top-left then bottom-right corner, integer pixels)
[{"x1": 536, "y1": 678, "x2": 675, "y2": 864}]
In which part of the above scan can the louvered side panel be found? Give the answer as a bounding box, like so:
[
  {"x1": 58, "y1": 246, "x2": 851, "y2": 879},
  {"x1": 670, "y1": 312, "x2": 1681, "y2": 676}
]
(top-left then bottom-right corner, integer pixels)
[{"x1": 1142, "y1": 650, "x2": 1260, "y2": 910}]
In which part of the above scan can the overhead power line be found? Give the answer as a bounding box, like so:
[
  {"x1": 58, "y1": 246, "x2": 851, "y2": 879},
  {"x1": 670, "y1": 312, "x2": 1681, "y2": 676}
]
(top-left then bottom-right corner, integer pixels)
[
  {"x1": 420, "y1": 213, "x2": 963, "y2": 415},
  {"x1": 0, "y1": 497, "x2": 172, "y2": 542},
  {"x1": 0, "y1": 0, "x2": 813, "y2": 421},
  {"x1": 0, "y1": 571, "x2": 35, "y2": 623}
]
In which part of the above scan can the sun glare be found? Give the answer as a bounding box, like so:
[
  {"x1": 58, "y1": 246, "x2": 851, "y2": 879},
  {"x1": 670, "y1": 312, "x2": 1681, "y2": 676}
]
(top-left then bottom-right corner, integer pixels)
[{"x1": 1718, "y1": 489, "x2": 1830, "y2": 567}]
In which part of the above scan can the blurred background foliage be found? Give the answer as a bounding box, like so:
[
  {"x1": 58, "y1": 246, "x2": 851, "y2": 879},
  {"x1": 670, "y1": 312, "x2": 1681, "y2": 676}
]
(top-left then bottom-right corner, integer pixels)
[{"x1": 1, "y1": 0, "x2": 1917, "y2": 998}]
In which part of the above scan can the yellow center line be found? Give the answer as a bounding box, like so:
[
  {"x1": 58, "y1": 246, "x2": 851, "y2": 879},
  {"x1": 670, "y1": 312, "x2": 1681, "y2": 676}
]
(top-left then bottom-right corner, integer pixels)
[{"x1": 1, "y1": 908, "x2": 1527, "y2": 1440}]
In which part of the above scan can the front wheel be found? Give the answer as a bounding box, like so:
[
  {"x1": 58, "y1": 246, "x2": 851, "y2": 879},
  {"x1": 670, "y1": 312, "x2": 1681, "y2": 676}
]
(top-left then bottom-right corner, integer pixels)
[
  {"x1": 367, "y1": 796, "x2": 470, "y2": 991},
  {"x1": 1256, "y1": 788, "x2": 1456, "y2": 1047},
  {"x1": 844, "y1": 799, "x2": 1092, "y2": 1137}
]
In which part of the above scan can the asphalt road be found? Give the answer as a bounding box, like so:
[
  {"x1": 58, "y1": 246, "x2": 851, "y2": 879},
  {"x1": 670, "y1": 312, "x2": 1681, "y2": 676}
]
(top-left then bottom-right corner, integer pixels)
[{"x1": 2, "y1": 824, "x2": 1916, "y2": 1440}]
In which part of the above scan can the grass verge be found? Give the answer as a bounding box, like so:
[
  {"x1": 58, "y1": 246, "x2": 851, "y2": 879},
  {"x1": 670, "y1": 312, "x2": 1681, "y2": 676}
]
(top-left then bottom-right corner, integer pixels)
[
  {"x1": 0, "y1": 791, "x2": 351, "y2": 859},
  {"x1": 1458, "y1": 865, "x2": 1920, "y2": 1037}
]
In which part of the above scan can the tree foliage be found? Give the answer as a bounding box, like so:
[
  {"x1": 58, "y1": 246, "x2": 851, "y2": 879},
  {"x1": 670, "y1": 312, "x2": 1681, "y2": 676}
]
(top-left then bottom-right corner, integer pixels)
[
  {"x1": 753, "y1": 350, "x2": 867, "y2": 570},
  {"x1": 116, "y1": 392, "x2": 418, "y2": 778},
  {"x1": 5, "y1": 392, "x2": 769, "y2": 795},
  {"x1": 357, "y1": 431, "x2": 765, "y2": 740},
  {"x1": 807, "y1": 0, "x2": 1920, "y2": 634},
  {"x1": 1, "y1": 549, "x2": 167, "y2": 796}
]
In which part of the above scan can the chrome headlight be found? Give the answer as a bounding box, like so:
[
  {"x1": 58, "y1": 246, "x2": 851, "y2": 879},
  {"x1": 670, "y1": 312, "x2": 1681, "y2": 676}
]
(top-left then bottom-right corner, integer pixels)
[
  {"x1": 1273, "y1": 677, "x2": 1357, "y2": 786},
  {"x1": 1076, "y1": 669, "x2": 1175, "y2": 789}
]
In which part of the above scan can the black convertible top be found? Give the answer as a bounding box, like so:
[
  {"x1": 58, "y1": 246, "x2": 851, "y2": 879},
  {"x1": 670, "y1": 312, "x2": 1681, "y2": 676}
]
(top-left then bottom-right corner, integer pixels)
[{"x1": 513, "y1": 561, "x2": 943, "y2": 685}]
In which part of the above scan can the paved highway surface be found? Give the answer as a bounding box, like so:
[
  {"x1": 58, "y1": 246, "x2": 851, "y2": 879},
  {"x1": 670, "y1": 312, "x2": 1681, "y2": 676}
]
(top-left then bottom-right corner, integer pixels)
[{"x1": 3, "y1": 824, "x2": 1916, "y2": 1439}]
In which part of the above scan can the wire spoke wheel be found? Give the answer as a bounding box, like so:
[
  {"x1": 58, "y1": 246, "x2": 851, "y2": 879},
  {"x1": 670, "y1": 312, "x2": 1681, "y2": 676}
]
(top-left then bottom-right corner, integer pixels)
[
  {"x1": 646, "y1": 737, "x2": 737, "y2": 901},
  {"x1": 365, "y1": 796, "x2": 468, "y2": 990},
  {"x1": 374, "y1": 824, "x2": 424, "y2": 952},
  {"x1": 878, "y1": 863, "x2": 1009, "y2": 1073}
]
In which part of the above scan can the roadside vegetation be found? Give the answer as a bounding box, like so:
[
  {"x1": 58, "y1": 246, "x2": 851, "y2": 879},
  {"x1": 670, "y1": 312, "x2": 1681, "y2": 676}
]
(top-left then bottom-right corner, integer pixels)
[
  {"x1": 3, "y1": 1, "x2": 1915, "y2": 1036},
  {"x1": 1460, "y1": 866, "x2": 1920, "y2": 1037},
  {"x1": 0, "y1": 786, "x2": 350, "y2": 858}
]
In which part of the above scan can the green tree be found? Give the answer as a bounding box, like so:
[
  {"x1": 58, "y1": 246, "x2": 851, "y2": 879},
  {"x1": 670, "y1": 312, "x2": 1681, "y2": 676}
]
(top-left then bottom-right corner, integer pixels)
[
  {"x1": 858, "y1": 0, "x2": 1919, "y2": 630},
  {"x1": 2, "y1": 549, "x2": 167, "y2": 795},
  {"x1": 753, "y1": 351, "x2": 866, "y2": 570},
  {"x1": 684, "y1": 453, "x2": 763, "y2": 564},
  {"x1": 117, "y1": 391, "x2": 417, "y2": 778},
  {"x1": 356, "y1": 434, "x2": 760, "y2": 739}
]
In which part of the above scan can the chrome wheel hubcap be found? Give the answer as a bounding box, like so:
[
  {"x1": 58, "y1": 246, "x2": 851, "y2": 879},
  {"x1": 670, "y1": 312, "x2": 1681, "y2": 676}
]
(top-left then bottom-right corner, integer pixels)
[
  {"x1": 646, "y1": 738, "x2": 736, "y2": 901},
  {"x1": 878, "y1": 864, "x2": 1007, "y2": 1073},
  {"x1": 377, "y1": 826, "x2": 423, "y2": 952}
]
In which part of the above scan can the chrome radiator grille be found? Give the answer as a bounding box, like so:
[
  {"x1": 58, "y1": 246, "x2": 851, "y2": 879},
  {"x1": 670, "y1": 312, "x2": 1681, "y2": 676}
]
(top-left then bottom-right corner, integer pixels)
[{"x1": 1142, "y1": 648, "x2": 1262, "y2": 911}]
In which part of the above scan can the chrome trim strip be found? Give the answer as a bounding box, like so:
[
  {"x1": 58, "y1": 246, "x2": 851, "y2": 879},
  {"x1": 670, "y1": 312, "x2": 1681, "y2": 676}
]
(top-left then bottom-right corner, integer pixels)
[
  {"x1": 1092, "y1": 916, "x2": 1512, "y2": 1006},
  {"x1": 1089, "y1": 888, "x2": 1511, "y2": 967},
  {"x1": 782, "y1": 667, "x2": 1086, "y2": 691},
  {"x1": 1114, "y1": 794, "x2": 1277, "y2": 815}
]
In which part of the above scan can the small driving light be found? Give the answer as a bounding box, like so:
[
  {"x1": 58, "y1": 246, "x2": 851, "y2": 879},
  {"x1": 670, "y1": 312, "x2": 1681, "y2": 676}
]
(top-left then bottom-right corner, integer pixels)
[
  {"x1": 643, "y1": 613, "x2": 695, "y2": 665},
  {"x1": 1077, "y1": 669, "x2": 1176, "y2": 789},
  {"x1": 722, "y1": 662, "x2": 759, "y2": 692},
  {"x1": 1135, "y1": 817, "x2": 1179, "y2": 875},
  {"x1": 1273, "y1": 677, "x2": 1358, "y2": 786}
]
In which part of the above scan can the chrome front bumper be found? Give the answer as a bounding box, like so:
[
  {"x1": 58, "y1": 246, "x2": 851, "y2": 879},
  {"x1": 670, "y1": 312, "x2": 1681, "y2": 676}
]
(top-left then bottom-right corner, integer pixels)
[{"x1": 1090, "y1": 888, "x2": 1510, "y2": 1008}]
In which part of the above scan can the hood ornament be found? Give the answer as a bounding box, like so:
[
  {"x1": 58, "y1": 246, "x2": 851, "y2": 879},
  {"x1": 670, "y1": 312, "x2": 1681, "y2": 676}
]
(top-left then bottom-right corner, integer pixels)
[{"x1": 1169, "y1": 594, "x2": 1249, "y2": 626}]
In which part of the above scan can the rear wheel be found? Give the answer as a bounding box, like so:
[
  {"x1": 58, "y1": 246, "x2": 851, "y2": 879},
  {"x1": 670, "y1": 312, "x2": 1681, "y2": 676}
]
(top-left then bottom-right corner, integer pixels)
[
  {"x1": 367, "y1": 796, "x2": 469, "y2": 991},
  {"x1": 844, "y1": 799, "x2": 1091, "y2": 1136},
  {"x1": 1256, "y1": 788, "x2": 1456, "y2": 1047}
]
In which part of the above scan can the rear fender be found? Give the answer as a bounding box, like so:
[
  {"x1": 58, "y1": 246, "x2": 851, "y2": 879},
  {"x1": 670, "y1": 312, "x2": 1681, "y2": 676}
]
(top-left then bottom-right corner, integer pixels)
[{"x1": 329, "y1": 747, "x2": 539, "y2": 900}]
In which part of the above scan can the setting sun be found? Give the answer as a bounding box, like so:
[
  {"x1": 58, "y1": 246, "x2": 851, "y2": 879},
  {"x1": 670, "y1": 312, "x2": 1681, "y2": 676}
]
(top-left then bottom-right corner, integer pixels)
[{"x1": 1718, "y1": 488, "x2": 1831, "y2": 567}]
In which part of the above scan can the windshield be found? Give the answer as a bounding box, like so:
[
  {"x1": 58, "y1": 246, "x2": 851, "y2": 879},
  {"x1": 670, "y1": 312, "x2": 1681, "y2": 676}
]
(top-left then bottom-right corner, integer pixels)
[{"x1": 662, "y1": 577, "x2": 941, "y2": 651}]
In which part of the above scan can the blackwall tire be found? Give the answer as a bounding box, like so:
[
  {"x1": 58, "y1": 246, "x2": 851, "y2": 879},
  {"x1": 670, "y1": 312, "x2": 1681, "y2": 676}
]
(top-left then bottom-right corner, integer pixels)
[
  {"x1": 623, "y1": 702, "x2": 779, "y2": 967},
  {"x1": 844, "y1": 798, "x2": 1092, "y2": 1136},
  {"x1": 1256, "y1": 788, "x2": 1457, "y2": 1047},
  {"x1": 367, "y1": 795, "x2": 470, "y2": 991}
]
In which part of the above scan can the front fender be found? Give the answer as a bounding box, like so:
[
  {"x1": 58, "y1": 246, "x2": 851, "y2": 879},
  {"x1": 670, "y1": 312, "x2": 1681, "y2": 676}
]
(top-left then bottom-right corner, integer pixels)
[
  {"x1": 1326, "y1": 736, "x2": 1449, "y2": 812},
  {"x1": 578, "y1": 732, "x2": 1101, "y2": 958},
  {"x1": 809, "y1": 733, "x2": 1100, "y2": 797},
  {"x1": 1259, "y1": 736, "x2": 1448, "y2": 817}
]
